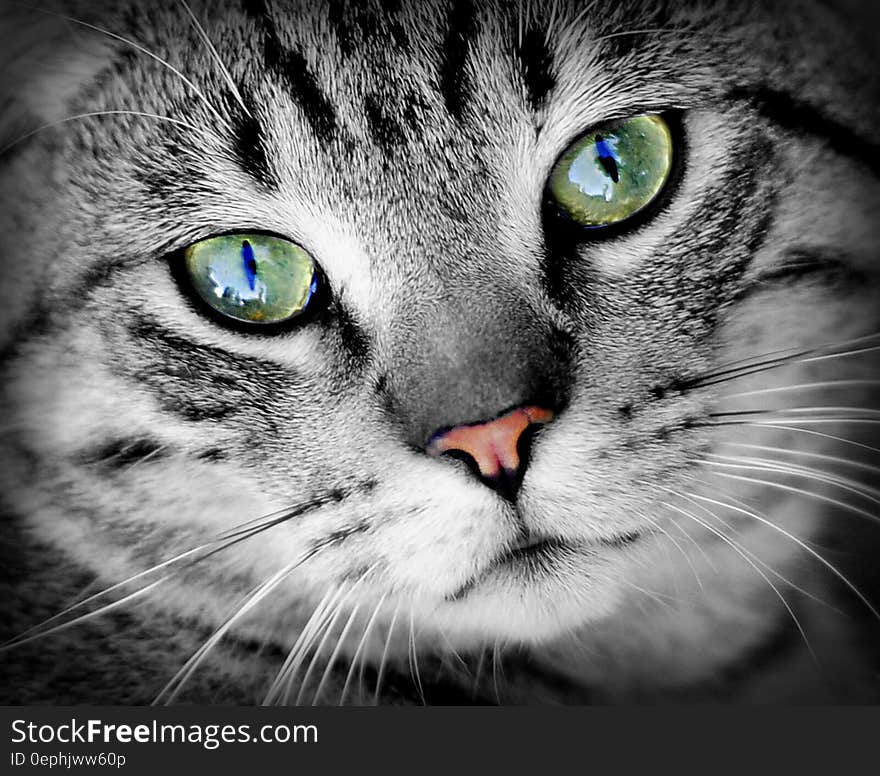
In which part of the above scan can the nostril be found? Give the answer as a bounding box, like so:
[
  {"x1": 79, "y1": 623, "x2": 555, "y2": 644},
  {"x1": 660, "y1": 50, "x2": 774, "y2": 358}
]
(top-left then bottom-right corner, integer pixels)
[
  {"x1": 439, "y1": 448, "x2": 481, "y2": 478},
  {"x1": 426, "y1": 405, "x2": 554, "y2": 499}
]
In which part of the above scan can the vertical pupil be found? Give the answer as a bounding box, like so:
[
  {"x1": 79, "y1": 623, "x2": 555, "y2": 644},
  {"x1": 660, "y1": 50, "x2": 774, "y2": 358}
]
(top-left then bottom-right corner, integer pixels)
[
  {"x1": 595, "y1": 135, "x2": 620, "y2": 183},
  {"x1": 241, "y1": 240, "x2": 258, "y2": 291}
]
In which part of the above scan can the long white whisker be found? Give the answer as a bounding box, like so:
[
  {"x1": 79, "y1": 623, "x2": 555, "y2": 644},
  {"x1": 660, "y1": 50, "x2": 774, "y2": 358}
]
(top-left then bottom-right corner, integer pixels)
[
  {"x1": 618, "y1": 578, "x2": 681, "y2": 609},
  {"x1": 663, "y1": 501, "x2": 817, "y2": 663},
  {"x1": 310, "y1": 602, "x2": 362, "y2": 706},
  {"x1": 339, "y1": 592, "x2": 387, "y2": 706},
  {"x1": 1, "y1": 577, "x2": 169, "y2": 651},
  {"x1": 686, "y1": 491, "x2": 880, "y2": 622},
  {"x1": 17, "y1": 4, "x2": 233, "y2": 132},
  {"x1": 262, "y1": 585, "x2": 340, "y2": 706},
  {"x1": 717, "y1": 380, "x2": 880, "y2": 402},
  {"x1": 176, "y1": 0, "x2": 252, "y2": 118},
  {"x1": 491, "y1": 640, "x2": 503, "y2": 705},
  {"x1": 154, "y1": 545, "x2": 321, "y2": 705},
  {"x1": 723, "y1": 423, "x2": 880, "y2": 455},
  {"x1": 3, "y1": 511, "x2": 290, "y2": 649},
  {"x1": 704, "y1": 456, "x2": 880, "y2": 503},
  {"x1": 309, "y1": 566, "x2": 379, "y2": 705},
  {"x1": 642, "y1": 514, "x2": 706, "y2": 588},
  {"x1": 719, "y1": 443, "x2": 880, "y2": 475},
  {"x1": 373, "y1": 603, "x2": 401, "y2": 706},
  {"x1": 408, "y1": 611, "x2": 425, "y2": 705},
  {"x1": 0, "y1": 111, "x2": 211, "y2": 156},
  {"x1": 293, "y1": 583, "x2": 358, "y2": 706},
  {"x1": 665, "y1": 487, "x2": 841, "y2": 610},
  {"x1": 705, "y1": 470, "x2": 880, "y2": 524}
]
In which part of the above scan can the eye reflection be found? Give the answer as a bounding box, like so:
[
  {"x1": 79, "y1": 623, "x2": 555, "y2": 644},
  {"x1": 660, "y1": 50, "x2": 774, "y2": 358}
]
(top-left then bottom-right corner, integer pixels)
[{"x1": 568, "y1": 134, "x2": 622, "y2": 202}]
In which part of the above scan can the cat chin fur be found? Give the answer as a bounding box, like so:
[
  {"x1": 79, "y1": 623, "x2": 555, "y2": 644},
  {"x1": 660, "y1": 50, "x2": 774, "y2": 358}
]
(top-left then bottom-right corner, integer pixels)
[{"x1": 1, "y1": 0, "x2": 879, "y2": 703}]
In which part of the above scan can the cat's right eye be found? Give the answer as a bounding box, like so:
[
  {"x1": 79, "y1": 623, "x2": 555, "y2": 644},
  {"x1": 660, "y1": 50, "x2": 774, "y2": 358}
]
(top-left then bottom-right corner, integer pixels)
[
  {"x1": 547, "y1": 114, "x2": 674, "y2": 230},
  {"x1": 175, "y1": 233, "x2": 322, "y2": 331}
]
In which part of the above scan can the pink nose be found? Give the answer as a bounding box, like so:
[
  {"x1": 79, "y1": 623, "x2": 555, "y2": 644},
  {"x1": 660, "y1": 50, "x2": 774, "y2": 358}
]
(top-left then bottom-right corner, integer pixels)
[{"x1": 426, "y1": 405, "x2": 554, "y2": 493}]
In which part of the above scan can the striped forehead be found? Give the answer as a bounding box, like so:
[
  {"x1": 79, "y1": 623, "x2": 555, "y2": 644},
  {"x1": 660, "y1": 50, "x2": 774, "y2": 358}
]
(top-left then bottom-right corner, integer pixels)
[{"x1": 229, "y1": 0, "x2": 560, "y2": 188}]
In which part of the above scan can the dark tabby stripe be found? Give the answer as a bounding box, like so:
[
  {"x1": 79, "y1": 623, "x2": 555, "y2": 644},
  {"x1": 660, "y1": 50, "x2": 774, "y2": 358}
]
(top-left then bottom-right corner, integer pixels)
[
  {"x1": 514, "y1": 24, "x2": 556, "y2": 113},
  {"x1": 242, "y1": 0, "x2": 339, "y2": 144},
  {"x1": 363, "y1": 92, "x2": 407, "y2": 152},
  {"x1": 438, "y1": 0, "x2": 478, "y2": 120},
  {"x1": 227, "y1": 95, "x2": 280, "y2": 190},
  {"x1": 728, "y1": 85, "x2": 880, "y2": 177},
  {"x1": 326, "y1": 0, "x2": 408, "y2": 56}
]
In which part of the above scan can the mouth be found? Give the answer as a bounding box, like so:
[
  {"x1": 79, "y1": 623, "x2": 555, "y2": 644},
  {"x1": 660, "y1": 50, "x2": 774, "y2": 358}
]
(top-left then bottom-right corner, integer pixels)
[{"x1": 445, "y1": 530, "x2": 643, "y2": 602}]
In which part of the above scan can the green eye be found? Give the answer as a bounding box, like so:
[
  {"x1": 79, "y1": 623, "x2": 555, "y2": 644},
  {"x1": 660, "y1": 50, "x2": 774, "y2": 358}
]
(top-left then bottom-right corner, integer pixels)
[
  {"x1": 548, "y1": 114, "x2": 674, "y2": 228},
  {"x1": 181, "y1": 234, "x2": 319, "y2": 327}
]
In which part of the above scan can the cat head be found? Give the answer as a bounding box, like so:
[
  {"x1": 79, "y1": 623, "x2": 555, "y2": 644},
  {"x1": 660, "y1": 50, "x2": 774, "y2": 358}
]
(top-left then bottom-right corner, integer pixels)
[{"x1": 1, "y1": 0, "x2": 878, "y2": 699}]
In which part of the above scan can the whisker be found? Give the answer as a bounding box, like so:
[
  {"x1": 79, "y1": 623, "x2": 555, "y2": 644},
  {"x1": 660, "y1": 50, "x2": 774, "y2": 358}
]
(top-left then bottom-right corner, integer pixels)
[
  {"x1": 3, "y1": 501, "x2": 327, "y2": 650},
  {"x1": 339, "y1": 593, "x2": 387, "y2": 706},
  {"x1": 618, "y1": 578, "x2": 682, "y2": 609},
  {"x1": 372, "y1": 603, "x2": 401, "y2": 706},
  {"x1": 681, "y1": 332, "x2": 880, "y2": 389},
  {"x1": 408, "y1": 611, "x2": 426, "y2": 705},
  {"x1": 153, "y1": 543, "x2": 325, "y2": 705},
  {"x1": 686, "y1": 491, "x2": 880, "y2": 621},
  {"x1": 293, "y1": 583, "x2": 358, "y2": 706},
  {"x1": 16, "y1": 3, "x2": 233, "y2": 132},
  {"x1": 697, "y1": 418, "x2": 880, "y2": 427},
  {"x1": 310, "y1": 601, "x2": 362, "y2": 706},
  {"x1": 704, "y1": 469, "x2": 880, "y2": 524},
  {"x1": 662, "y1": 500, "x2": 818, "y2": 663},
  {"x1": 305, "y1": 567, "x2": 380, "y2": 706},
  {"x1": 702, "y1": 422, "x2": 880, "y2": 455},
  {"x1": 709, "y1": 407, "x2": 880, "y2": 419},
  {"x1": 262, "y1": 585, "x2": 341, "y2": 706},
  {"x1": 0, "y1": 577, "x2": 169, "y2": 651},
  {"x1": 472, "y1": 648, "x2": 488, "y2": 702},
  {"x1": 642, "y1": 514, "x2": 706, "y2": 588},
  {"x1": 666, "y1": 514, "x2": 719, "y2": 573},
  {"x1": 717, "y1": 380, "x2": 880, "y2": 402},
  {"x1": 719, "y1": 442, "x2": 880, "y2": 475},
  {"x1": 703, "y1": 455, "x2": 880, "y2": 502},
  {"x1": 175, "y1": 0, "x2": 252, "y2": 118},
  {"x1": 491, "y1": 640, "x2": 503, "y2": 705},
  {"x1": 664, "y1": 487, "x2": 841, "y2": 610},
  {"x1": 0, "y1": 111, "x2": 212, "y2": 157}
]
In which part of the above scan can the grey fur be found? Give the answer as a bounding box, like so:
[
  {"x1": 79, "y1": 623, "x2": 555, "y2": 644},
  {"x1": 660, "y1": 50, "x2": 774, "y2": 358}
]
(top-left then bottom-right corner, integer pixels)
[{"x1": 0, "y1": 0, "x2": 879, "y2": 703}]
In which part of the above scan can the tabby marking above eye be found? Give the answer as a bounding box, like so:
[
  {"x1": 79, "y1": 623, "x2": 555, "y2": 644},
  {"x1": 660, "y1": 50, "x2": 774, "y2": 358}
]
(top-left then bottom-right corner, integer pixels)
[
  {"x1": 180, "y1": 234, "x2": 320, "y2": 328},
  {"x1": 548, "y1": 114, "x2": 673, "y2": 228}
]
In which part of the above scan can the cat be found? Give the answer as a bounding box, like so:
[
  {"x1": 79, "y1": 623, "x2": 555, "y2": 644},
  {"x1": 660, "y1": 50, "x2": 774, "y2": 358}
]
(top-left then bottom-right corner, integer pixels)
[{"x1": 0, "y1": 0, "x2": 878, "y2": 705}]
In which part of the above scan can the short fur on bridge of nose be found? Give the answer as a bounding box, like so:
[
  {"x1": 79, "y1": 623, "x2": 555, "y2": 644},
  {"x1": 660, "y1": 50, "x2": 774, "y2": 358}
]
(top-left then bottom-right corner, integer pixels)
[{"x1": 425, "y1": 406, "x2": 554, "y2": 479}]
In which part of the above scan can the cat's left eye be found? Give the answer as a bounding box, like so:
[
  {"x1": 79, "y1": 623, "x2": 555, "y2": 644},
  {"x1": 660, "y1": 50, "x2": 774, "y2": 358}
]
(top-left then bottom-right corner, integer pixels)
[
  {"x1": 547, "y1": 114, "x2": 674, "y2": 229},
  {"x1": 177, "y1": 233, "x2": 320, "y2": 329}
]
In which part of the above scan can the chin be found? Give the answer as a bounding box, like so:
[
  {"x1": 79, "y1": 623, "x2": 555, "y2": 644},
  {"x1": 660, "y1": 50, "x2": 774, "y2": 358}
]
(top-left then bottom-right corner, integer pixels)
[{"x1": 422, "y1": 540, "x2": 630, "y2": 645}]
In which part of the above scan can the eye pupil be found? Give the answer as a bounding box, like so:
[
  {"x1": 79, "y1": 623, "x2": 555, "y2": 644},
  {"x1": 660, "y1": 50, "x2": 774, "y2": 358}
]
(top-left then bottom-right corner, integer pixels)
[
  {"x1": 595, "y1": 136, "x2": 620, "y2": 183},
  {"x1": 241, "y1": 239, "x2": 258, "y2": 291}
]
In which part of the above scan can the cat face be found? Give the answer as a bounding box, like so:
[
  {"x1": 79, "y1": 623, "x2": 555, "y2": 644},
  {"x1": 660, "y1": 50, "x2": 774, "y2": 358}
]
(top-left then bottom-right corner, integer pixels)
[{"x1": 1, "y1": 0, "x2": 878, "y2": 702}]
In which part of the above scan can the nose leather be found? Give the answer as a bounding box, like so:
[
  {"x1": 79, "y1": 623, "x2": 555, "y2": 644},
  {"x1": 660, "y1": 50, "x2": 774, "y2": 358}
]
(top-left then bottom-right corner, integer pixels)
[{"x1": 426, "y1": 406, "x2": 554, "y2": 480}]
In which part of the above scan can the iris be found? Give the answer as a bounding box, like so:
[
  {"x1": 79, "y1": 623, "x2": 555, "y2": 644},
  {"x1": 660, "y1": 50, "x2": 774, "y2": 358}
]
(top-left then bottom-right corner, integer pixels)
[
  {"x1": 182, "y1": 234, "x2": 318, "y2": 326},
  {"x1": 548, "y1": 114, "x2": 673, "y2": 228}
]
